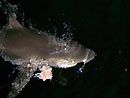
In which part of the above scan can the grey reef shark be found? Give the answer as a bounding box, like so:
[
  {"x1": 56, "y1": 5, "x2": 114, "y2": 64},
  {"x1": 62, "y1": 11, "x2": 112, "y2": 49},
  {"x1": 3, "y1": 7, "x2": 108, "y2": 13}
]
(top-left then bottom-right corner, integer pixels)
[{"x1": 0, "y1": 5, "x2": 96, "y2": 98}]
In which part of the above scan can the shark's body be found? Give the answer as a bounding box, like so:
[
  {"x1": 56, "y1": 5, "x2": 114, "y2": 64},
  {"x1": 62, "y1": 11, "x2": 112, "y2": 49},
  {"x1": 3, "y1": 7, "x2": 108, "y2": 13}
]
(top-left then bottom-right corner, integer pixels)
[{"x1": 0, "y1": 12, "x2": 96, "y2": 98}]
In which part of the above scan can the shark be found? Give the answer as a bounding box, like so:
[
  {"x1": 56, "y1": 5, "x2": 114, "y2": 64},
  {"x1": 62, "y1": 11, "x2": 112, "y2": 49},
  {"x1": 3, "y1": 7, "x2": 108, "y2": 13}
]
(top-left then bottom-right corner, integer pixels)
[{"x1": 0, "y1": 7, "x2": 96, "y2": 98}]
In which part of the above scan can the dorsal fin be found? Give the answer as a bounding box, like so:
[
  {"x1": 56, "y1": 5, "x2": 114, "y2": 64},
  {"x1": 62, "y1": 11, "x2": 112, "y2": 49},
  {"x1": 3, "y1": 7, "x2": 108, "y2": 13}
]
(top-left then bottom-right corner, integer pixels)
[{"x1": 6, "y1": 13, "x2": 24, "y2": 29}]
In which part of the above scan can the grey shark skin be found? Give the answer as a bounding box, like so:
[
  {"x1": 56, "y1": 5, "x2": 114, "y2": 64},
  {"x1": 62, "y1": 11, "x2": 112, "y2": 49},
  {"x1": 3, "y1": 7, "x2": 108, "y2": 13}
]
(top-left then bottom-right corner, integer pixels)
[{"x1": 0, "y1": 13, "x2": 96, "y2": 98}]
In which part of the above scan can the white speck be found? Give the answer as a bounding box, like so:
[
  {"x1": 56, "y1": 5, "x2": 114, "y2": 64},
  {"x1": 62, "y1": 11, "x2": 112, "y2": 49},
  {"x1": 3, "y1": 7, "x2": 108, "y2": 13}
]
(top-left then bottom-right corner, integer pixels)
[
  {"x1": 72, "y1": 60, "x2": 74, "y2": 63},
  {"x1": 38, "y1": 32, "x2": 41, "y2": 34},
  {"x1": 83, "y1": 59, "x2": 86, "y2": 63},
  {"x1": 125, "y1": 68, "x2": 127, "y2": 71},
  {"x1": 64, "y1": 48, "x2": 67, "y2": 51},
  {"x1": 118, "y1": 50, "x2": 122, "y2": 54}
]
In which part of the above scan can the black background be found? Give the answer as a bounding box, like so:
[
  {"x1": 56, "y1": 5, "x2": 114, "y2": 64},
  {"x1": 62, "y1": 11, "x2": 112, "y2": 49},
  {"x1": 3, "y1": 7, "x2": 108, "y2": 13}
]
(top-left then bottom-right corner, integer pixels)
[{"x1": 0, "y1": 0, "x2": 130, "y2": 98}]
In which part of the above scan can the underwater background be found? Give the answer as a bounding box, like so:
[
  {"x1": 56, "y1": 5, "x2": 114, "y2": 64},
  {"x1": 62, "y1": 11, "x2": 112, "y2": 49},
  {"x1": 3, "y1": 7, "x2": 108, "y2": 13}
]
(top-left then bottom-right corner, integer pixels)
[{"x1": 0, "y1": 0, "x2": 130, "y2": 98}]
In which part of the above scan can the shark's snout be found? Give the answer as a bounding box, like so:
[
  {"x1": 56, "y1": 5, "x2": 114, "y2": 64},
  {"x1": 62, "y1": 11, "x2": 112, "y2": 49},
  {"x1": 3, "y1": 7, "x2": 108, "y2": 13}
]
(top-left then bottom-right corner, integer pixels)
[{"x1": 83, "y1": 49, "x2": 96, "y2": 64}]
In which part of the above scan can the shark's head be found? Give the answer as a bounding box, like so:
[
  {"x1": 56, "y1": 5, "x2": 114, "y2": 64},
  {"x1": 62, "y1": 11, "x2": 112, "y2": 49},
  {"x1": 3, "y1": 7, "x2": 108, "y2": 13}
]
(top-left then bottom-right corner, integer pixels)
[{"x1": 47, "y1": 41, "x2": 96, "y2": 68}]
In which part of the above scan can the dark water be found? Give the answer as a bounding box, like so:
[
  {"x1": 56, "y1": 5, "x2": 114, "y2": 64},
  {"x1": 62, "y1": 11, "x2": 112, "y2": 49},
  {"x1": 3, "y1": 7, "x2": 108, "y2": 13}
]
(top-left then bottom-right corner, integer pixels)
[{"x1": 0, "y1": 0, "x2": 130, "y2": 98}]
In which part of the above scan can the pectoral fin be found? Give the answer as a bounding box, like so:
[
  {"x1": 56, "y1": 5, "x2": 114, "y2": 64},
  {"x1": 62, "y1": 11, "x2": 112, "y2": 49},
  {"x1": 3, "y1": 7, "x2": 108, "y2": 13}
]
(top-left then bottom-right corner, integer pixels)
[{"x1": 7, "y1": 63, "x2": 37, "y2": 98}]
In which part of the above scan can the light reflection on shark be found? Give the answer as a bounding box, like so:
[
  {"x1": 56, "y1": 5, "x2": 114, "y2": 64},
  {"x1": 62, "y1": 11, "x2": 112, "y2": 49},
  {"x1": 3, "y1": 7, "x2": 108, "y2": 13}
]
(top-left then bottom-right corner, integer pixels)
[{"x1": 0, "y1": 7, "x2": 96, "y2": 98}]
